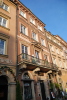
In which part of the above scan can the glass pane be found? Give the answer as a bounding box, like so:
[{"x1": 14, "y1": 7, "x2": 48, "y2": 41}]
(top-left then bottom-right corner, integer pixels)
[
  {"x1": 2, "y1": 18, "x2": 7, "y2": 27},
  {"x1": 5, "y1": 5, "x2": 8, "y2": 11},
  {"x1": 0, "y1": 39, "x2": 5, "y2": 54},
  {"x1": 0, "y1": 17, "x2": 2, "y2": 25}
]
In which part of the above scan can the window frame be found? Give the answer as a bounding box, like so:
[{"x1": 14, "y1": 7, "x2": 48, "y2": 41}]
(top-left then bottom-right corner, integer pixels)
[
  {"x1": 41, "y1": 38, "x2": 45, "y2": 46},
  {"x1": 22, "y1": 45, "x2": 28, "y2": 54},
  {"x1": 1, "y1": 3, "x2": 9, "y2": 11},
  {"x1": 38, "y1": 25, "x2": 42, "y2": 31},
  {"x1": 32, "y1": 32, "x2": 37, "y2": 40},
  {"x1": 30, "y1": 18, "x2": 35, "y2": 25},
  {"x1": 20, "y1": 24, "x2": 26, "y2": 35},
  {"x1": 0, "y1": 16, "x2": 7, "y2": 28},
  {"x1": 20, "y1": 10, "x2": 26, "y2": 18},
  {"x1": 35, "y1": 50, "x2": 39, "y2": 59}
]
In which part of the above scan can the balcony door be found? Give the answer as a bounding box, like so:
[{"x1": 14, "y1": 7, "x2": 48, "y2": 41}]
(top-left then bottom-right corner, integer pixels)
[{"x1": 22, "y1": 45, "x2": 28, "y2": 59}]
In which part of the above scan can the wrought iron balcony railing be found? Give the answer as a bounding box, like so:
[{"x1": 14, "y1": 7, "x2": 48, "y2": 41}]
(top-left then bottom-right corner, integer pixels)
[{"x1": 18, "y1": 53, "x2": 58, "y2": 70}]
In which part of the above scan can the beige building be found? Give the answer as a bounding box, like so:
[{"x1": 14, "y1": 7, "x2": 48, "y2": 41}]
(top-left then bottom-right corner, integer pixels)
[
  {"x1": 0, "y1": 0, "x2": 16, "y2": 100},
  {"x1": 46, "y1": 31, "x2": 67, "y2": 92},
  {"x1": 14, "y1": 0, "x2": 57, "y2": 100}
]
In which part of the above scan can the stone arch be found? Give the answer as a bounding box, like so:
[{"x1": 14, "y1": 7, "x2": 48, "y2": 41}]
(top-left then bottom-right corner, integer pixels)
[
  {"x1": 0, "y1": 66, "x2": 16, "y2": 83},
  {"x1": 22, "y1": 71, "x2": 33, "y2": 80}
]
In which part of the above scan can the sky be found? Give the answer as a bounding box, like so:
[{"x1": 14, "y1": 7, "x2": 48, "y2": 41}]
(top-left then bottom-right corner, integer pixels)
[{"x1": 20, "y1": 0, "x2": 67, "y2": 42}]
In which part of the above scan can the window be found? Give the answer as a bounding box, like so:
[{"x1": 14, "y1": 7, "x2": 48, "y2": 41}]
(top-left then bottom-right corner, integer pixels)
[
  {"x1": 1, "y1": 3, "x2": 9, "y2": 11},
  {"x1": 20, "y1": 24, "x2": 26, "y2": 35},
  {"x1": 44, "y1": 54, "x2": 47, "y2": 61},
  {"x1": 35, "y1": 50, "x2": 39, "y2": 59},
  {"x1": 0, "y1": 16, "x2": 7, "y2": 27},
  {"x1": 50, "y1": 45, "x2": 54, "y2": 52},
  {"x1": 30, "y1": 18, "x2": 35, "y2": 25},
  {"x1": 22, "y1": 45, "x2": 28, "y2": 54},
  {"x1": 32, "y1": 32, "x2": 36, "y2": 40},
  {"x1": 22, "y1": 45, "x2": 28, "y2": 59},
  {"x1": 0, "y1": 39, "x2": 6, "y2": 55},
  {"x1": 38, "y1": 25, "x2": 42, "y2": 31},
  {"x1": 20, "y1": 11, "x2": 26, "y2": 18},
  {"x1": 52, "y1": 57, "x2": 56, "y2": 64},
  {"x1": 41, "y1": 39, "x2": 44, "y2": 46}
]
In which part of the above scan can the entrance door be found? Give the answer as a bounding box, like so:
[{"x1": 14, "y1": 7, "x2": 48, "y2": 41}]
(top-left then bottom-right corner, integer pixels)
[
  {"x1": 40, "y1": 80, "x2": 46, "y2": 100},
  {"x1": 24, "y1": 81, "x2": 32, "y2": 100},
  {"x1": 0, "y1": 76, "x2": 8, "y2": 100}
]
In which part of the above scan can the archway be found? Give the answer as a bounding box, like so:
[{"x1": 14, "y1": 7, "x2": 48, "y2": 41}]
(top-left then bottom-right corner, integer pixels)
[{"x1": 0, "y1": 75, "x2": 8, "y2": 100}]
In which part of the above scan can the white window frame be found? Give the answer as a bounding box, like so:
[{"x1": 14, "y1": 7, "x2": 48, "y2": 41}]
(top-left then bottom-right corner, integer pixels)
[
  {"x1": 32, "y1": 32, "x2": 37, "y2": 40},
  {"x1": 20, "y1": 11, "x2": 26, "y2": 18},
  {"x1": 22, "y1": 45, "x2": 28, "y2": 54},
  {"x1": 35, "y1": 50, "x2": 39, "y2": 59},
  {"x1": 0, "y1": 39, "x2": 6, "y2": 55},
  {"x1": 52, "y1": 57, "x2": 56, "y2": 64},
  {"x1": 30, "y1": 18, "x2": 35, "y2": 25},
  {"x1": 20, "y1": 24, "x2": 26, "y2": 35},
  {"x1": 38, "y1": 25, "x2": 42, "y2": 31},
  {"x1": 41, "y1": 38, "x2": 45, "y2": 46},
  {"x1": 1, "y1": 3, "x2": 9, "y2": 11},
  {"x1": 44, "y1": 54, "x2": 48, "y2": 61},
  {"x1": 0, "y1": 16, "x2": 7, "y2": 27}
]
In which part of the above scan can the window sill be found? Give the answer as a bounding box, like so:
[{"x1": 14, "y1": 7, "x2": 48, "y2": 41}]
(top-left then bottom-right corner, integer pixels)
[
  {"x1": 0, "y1": 54, "x2": 8, "y2": 58},
  {"x1": 0, "y1": 25, "x2": 10, "y2": 31},
  {"x1": 19, "y1": 14, "x2": 27, "y2": 20}
]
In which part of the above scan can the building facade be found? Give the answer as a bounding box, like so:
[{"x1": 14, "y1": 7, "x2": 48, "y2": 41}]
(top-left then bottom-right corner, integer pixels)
[
  {"x1": 0, "y1": 0, "x2": 67, "y2": 100},
  {"x1": 14, "y1": 0, "x2": 57, "y2": 100},
  {"x1": 0, "y1": 0, "x2": 16, "y2": 100},
  {"x1": 46, "y1": 31, "x2": 67, "y2": 93}
]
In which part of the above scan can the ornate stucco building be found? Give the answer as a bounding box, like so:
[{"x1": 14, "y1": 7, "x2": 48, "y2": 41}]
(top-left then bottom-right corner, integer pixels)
[
  {"x1": 46, "y1": 31, "x2": 67, "y2": 92},
  {"x1": 0, "y1": 0, "x2": 67, "y2": 100},
  {"x1": 0, "y1": 0, "x2": 16, "y2": 100},
  {"x1": 14, "y1": 0, "x2": 57, "y2": 100}
]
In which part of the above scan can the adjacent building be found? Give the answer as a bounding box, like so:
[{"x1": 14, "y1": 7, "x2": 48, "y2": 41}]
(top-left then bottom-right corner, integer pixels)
[
  {"x1": 0, "y1": 0, "x2": 16, "y2": 100},
  {"x1": 46, "y1": 31, "x2": 67, "y2": 92}
]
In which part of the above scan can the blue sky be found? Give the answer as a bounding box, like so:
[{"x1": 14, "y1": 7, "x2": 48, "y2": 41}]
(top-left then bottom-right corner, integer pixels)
[{"x1": 20, "y1": 0, "x2": 67, "y2": 42}]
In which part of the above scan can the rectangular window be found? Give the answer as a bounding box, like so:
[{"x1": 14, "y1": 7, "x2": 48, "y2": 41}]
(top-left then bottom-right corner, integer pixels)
[
  {"x1": 44, "y1": 54, "x2": 47, "y2": 61},
  {"x1": 0, "y1": 39, "x2": 6, "y2": 55},
  {"x1": 38, "y1": 25, "x2": 42, "y2": 31},
  {"x1": 22, "y1": 45, "x2": 28, "y2": 54},
  {"x1": 20, "y1": 11, "x2": 26, "y2": 18},
  {"x1": 30, "y1": 18, "x2": 35, "y2": 25},
  {"x1": 35, "y1": 50, "x2": 39, "y2": 59},
  {"x1": 41, "y1": 39, "x2": 44, "y2": 46},
  {"x1": 22, "y1": 45, "x2": 28, "y2": 59},
  {"x1": 20, "y1": 24, "x2": 26, "y2": 35},
  {"x1": 1, "y1": 3, "x2": 9, "y2": 11},
  {"x1": 0, "y1": 16, "x2": 7, "y2": 27},
  {"x1": 32, "y1": 33, "x2": 36, "y2": 40},
  {"x1": 52, "y1": 57, "x2": 56, "y2": 64}
]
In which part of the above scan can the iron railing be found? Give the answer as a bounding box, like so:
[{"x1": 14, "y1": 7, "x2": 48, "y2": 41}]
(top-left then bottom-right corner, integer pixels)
[{"x1": 18, "y1": 53, "x2": 58, "y2": 70}]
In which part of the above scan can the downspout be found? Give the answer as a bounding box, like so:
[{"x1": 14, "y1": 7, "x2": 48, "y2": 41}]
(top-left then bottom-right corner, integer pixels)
[{"x1": 16, "y1": 3, "x2": 19, "y2": 78}]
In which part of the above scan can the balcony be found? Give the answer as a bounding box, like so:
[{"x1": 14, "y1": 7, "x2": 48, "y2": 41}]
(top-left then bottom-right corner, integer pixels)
[{"x1": 18, "y1": 53, "x2": 58, "y2": 71}]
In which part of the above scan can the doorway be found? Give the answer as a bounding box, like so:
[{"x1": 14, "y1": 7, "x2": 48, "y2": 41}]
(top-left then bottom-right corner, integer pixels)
[
  {"x1": 0, "y1": 76, "x2": 8, "y2": 100},
  {"x1": 24, "y1": 81, "x2": 32, "y2": 100},
  {"x1": 40, "y1": 80, "x2": 46, "y2": 100},
  {"x1": 23, "y1": 72, "x2": 32, "y2": 100}
]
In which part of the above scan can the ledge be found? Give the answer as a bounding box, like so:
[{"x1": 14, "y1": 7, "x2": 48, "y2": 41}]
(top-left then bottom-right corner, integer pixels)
[
  {"x1": 0, "y1": 25, "x2": 10, "y2": 31},
  {"x1": 0, "y1": 33, "x2": 10, "y2": 38},
  {"x1": 0, "y1": 54, "x2": 8, "y2": 58}
]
